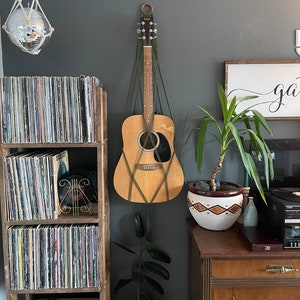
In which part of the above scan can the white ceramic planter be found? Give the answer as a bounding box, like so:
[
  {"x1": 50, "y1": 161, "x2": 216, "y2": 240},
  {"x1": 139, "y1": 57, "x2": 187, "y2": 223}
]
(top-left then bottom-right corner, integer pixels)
[{"x1": 187, "y1": 181, "x2": 244, "y2": 231}]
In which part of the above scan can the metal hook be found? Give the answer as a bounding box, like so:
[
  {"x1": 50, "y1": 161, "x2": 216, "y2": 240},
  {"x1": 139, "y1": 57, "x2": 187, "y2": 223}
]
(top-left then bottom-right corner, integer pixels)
[{"x1": 141, "y1": 3, "x2": 154, "y2": 16}]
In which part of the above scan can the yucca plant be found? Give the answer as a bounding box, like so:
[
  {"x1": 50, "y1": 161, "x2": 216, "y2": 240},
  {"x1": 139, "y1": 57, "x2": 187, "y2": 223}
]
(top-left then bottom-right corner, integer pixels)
[{"x1": 196, "y1": 83, "x2": 274, "y2": 203}]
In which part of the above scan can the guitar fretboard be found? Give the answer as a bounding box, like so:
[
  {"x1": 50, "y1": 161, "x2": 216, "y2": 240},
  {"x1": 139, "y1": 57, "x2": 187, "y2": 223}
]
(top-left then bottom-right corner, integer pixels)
[{"x1": 143, "y1": 46, "x2": 153, "y2": 132}]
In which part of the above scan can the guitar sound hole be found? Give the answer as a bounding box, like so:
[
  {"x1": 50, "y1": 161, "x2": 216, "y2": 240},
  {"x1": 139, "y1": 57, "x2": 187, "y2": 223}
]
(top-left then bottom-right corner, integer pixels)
[
  {"x1": 138, "y1": 131, "x2": 159, "y2": 151},
  {"x1": 154, "y1": 132, "x2": 171, "y2": 162},
  {"x1": 138, "y1": 131, "x2": 171, "y2": 163}
]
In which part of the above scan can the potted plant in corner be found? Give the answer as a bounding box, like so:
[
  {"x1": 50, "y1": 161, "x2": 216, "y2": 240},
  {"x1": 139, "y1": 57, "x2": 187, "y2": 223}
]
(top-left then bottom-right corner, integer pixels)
[{"x1": 187, "y1": 83, "x2": 274, "y2": 231}]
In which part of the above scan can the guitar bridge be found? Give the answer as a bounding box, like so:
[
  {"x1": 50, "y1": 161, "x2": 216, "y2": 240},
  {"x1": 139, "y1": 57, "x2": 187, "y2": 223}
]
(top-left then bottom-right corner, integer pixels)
[{"x1": 135, "y1": 163, "x2": 163, "y2": 170}]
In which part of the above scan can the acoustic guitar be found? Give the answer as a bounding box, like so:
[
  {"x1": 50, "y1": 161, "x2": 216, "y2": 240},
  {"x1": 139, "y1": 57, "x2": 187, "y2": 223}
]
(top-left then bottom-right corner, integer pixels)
[{"x1": 113, "y1": 3, "x2": 184, "y2": 203}]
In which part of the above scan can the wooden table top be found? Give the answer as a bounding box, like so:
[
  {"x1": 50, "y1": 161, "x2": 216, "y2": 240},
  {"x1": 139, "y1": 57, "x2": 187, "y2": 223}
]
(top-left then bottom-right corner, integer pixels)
[{"x1": 187, "y1": 219, "x2": 300, "y2": 259}]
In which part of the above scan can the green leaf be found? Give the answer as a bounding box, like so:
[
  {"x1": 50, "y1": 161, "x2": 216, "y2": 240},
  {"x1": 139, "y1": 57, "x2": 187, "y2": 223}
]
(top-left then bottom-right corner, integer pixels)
[
  {"x1": 134, "y1": 213, "x2": 145, "y2": 238},
  {"x1": 251, "y1": 109, "x2": 272, "y2": 134},
  {"x1": 247, "y1": 132, "x2": 274, "y2": 191},
  {"x1": 148, "y1": 248, "x2": 171, "y2": 263},
  {"x1": 226, "y1": 123, "x2": 263, "y2": 194},
  {"x1": 245, "y1": 152, "x2": 265, "y2": 198},
  {"x1": 226, "y1": 122, "x2": 246, "y2": 162},
  {"x1": 241, "y1": 95, "x2": 259, "y2": 100},
  {"x1": 145, "y1": 276, "x2": 164, "y2": 295},
  {"x1": 227, "y1": 123, "x2": 273, "y2": 203},
  {"x1": 112, "y1": 241, "x2": 137, "y2": 255},
  {"x1": 226, "y1": 95, "x2": 237, "y2": 122},
  {"x1": 114, "y1": 278, "x2": 133, "y2": 292},
  {"x1": 144, "y1": 261, "x2": 170, "y2": 280},
  {"x1": 217, "y1": 83, "x2": 228, "y2": 121},
  {"x1": 196, "y1": 117, "x2": 210, "y2": 173}
]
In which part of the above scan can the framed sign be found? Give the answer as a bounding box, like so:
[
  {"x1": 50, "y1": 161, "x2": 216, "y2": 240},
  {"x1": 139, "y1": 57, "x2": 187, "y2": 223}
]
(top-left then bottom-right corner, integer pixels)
[{"x1": 225, "y1": 60, "x2": 300, "y2": 120}]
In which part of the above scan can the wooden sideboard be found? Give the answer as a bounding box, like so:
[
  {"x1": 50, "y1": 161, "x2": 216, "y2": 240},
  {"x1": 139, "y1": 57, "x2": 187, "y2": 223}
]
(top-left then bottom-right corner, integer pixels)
[{"x1": 188, "y1": 219, "x2": 300, "y2": 300}]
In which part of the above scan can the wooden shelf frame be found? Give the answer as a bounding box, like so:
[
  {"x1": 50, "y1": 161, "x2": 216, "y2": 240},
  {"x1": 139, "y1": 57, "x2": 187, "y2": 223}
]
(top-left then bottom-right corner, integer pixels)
[{"x1": 0, "y1": 86, "x2": 110, "y2": 300}]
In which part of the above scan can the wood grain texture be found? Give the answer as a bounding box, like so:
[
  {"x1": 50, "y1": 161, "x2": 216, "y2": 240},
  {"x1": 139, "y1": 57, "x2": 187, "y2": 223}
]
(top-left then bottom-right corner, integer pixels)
[
  {"x1": 188, "y1": 219, "x2": 300, "y2": 300},
  {"x1": 113, "y1": 114, "x2": 184, "y2": 203}
]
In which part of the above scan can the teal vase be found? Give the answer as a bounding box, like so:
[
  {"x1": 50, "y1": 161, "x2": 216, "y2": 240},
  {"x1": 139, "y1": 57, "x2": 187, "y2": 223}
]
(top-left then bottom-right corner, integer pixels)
[{"x1": 243, "y1": 197, "x2": 258, "y2": 227}]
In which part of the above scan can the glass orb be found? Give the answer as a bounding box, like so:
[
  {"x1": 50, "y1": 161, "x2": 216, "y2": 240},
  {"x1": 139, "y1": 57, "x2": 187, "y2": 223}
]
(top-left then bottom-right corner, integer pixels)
[{"x1": 5, "y1": 7, "x2": 53, "y2": 55}]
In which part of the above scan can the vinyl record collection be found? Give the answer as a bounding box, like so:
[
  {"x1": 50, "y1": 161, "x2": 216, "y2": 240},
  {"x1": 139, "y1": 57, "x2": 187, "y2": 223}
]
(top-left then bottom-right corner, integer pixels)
[
  {"x1": 0, "y1": 72, "x2": 108, "y2": 299},
  {"x1": 0, "y1": 76, "x2": 100, "y2": 143},
  {"x1": 4, "y1": 149, "x2": 69, "y2": 220},
  {"x1": 8, "y1": 224, "x2": 100, "y2": 290}
]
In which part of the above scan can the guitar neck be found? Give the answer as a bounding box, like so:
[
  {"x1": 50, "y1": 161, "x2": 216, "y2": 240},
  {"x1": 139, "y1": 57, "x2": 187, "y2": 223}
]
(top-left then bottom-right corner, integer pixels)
[{"x1": 143, "y1": 46, "x2": 153, "y2": 131}]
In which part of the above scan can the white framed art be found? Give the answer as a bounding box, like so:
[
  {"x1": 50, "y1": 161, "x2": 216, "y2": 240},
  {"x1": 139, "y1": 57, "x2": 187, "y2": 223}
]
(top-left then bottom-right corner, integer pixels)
[
  {"x1": 225, "y1": 60, "x2": 300, "y2": 120},
  {"x1": 0, "y1": 16, "x2": 3, "y2": 76}
]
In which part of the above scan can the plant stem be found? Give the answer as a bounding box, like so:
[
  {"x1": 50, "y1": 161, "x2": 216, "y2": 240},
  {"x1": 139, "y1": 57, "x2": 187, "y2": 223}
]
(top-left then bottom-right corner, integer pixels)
[
  {"x1": 137, "y1": 245, "x2": 146, "y2": 300},
  {"x1": 210, "y1": 155, "x2": 224, "y2": 190}
]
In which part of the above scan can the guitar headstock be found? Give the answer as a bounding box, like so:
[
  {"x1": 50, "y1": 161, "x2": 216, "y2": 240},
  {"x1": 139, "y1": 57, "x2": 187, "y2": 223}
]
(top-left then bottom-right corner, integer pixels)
[{"x1": 137, "y1": 3, "x2": 157, "y2": 45}]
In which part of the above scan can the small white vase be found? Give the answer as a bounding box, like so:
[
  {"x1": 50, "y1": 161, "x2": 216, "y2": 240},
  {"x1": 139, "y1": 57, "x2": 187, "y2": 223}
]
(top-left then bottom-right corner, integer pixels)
[{"x1": 243, "y1": 197, "x2": 258, "y2": 227}]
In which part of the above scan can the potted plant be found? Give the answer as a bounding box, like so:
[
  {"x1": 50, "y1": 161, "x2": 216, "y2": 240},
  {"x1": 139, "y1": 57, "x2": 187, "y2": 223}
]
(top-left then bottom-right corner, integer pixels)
[
  {"x1": 187, "y1": 83, "x2": 274, "y2": 230},
  {"x1": 113, "y1": 210, "x2": 171, "y2": 299}
]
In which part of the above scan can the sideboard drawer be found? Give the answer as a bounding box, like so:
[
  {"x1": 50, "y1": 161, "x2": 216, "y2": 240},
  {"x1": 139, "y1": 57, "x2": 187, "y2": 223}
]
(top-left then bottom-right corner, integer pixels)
[
  {"x1": 189, "y1": 220, "x2": 300, "y2": 300},
  {"x1": 212, "y1": 259, "x2": 300, "y2": 278}
]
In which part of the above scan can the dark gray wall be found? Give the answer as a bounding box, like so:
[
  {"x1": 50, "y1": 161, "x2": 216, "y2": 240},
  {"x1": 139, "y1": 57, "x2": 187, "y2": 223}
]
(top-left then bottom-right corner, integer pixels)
[{"x1": 1, "y1": 1, "x2": 300, "y2": 299}]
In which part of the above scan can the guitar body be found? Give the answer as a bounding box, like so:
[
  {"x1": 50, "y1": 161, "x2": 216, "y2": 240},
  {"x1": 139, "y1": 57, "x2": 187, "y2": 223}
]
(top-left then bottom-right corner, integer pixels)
[{"x1": 113, "y1": 114, "x2": 184, "y2": 203}]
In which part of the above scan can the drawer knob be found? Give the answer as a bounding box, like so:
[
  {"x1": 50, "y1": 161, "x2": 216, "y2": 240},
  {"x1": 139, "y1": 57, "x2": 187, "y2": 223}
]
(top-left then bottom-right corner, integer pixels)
[{"x1": 266, "y1": 265, "x2": 299, "y2": 274}]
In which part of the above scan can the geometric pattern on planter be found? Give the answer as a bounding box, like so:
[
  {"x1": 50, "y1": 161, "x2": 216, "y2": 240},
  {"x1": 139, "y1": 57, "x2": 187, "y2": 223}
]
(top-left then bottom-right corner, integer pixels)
[{"x1": 187, "y1": 198, "x2": 242, "y2": 215}]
